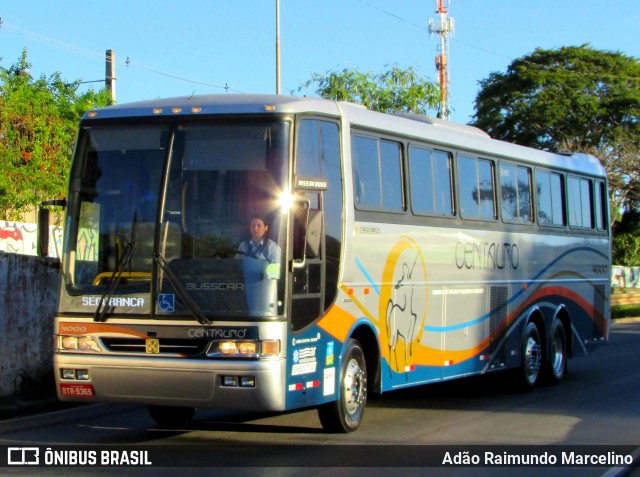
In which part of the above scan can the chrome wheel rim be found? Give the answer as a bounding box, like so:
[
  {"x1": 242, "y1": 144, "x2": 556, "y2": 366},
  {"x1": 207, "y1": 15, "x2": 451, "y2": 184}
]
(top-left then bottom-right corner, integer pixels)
[
  {"x1": 343, "y1": 357, "x2": 367, "y2": 416},
  {"x1": 524, "y1": 335, "x2": 542, "y2": 384}
]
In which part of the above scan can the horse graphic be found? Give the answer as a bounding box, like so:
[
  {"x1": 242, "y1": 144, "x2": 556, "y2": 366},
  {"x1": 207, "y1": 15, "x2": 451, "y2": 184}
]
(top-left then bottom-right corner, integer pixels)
[{"x1": 381, "y1": 237, "x2": 427, "y2": 375}]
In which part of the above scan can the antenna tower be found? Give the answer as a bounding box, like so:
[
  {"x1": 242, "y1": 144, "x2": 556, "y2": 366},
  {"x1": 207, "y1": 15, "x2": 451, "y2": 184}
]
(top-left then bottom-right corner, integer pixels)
[{"x1": 428, "y1": 0, "x2": 454, "y2": 119}]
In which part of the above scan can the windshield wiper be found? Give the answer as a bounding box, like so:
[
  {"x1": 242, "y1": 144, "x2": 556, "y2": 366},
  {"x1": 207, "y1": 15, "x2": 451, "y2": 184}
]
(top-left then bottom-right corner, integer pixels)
[
  {"x1": 153, "y1": 252, "x2": 211, "y2": 325},
  {"x1": 93, "y1": 212, "x2": 138, "y2": 322}
]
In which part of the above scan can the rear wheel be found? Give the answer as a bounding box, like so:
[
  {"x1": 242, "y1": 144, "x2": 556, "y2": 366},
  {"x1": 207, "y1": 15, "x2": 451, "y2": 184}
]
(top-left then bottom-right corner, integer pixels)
[
  {"x1": 148, "y1": 405, "x2": 195, "y2": 428},
  {"x1": 517, "y1": 322, "x2": 542, "y2": 391},
  {"x1": 545, "y1": 319, "x2": 567, "y2": 384},
  {"x1": 318, "y1": 339, "x2": 367, "y2": 433}
]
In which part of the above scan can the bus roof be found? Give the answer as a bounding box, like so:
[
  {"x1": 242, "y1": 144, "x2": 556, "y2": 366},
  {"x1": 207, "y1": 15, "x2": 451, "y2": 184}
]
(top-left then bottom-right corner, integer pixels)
[{"x1": 83, "y1": 94, "x2": 606, "y2": 178}]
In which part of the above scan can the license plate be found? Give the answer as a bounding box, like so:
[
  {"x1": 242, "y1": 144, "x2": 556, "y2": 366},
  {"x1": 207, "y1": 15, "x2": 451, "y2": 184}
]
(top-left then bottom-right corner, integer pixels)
[{"x1": 60, "y1": 383, "x2": 95, "y2": 398}]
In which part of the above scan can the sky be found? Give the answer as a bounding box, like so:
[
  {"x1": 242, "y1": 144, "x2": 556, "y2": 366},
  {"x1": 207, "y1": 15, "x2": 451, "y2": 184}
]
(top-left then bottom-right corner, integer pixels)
[{"x1": 1, "y1": 0, "x2": 639, "y2": 124}]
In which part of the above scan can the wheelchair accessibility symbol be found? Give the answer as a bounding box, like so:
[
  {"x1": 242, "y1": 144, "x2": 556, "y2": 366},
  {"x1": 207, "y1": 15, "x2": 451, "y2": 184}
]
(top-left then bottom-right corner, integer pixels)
[{"x1": 158, "y1": 294, "x2": 175, "y2": 312}]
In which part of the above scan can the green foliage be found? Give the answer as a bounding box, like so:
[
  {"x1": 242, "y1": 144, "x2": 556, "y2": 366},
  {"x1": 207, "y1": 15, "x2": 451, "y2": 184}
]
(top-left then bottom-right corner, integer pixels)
[
  {"x1": 0, "y1": 49, "x2": 112, "y2": 220},
  {"x1": 613, "y1": 211, "x2": 640, "y2": 266},
  {"x1": 471, "y1": 45, "x2": 640, "y2": 151},
  {"x1": 613, "y1": 233, "x2": 640, "y2": 266},
  {"x1": 299, "y1": 65, "x2": 440, "y2": 115},
  {"x1": 471, "y1": 45, "x2": 640, "y2": 233},
  {"x1": 611, "y1": 304, "x2": 640, "y2": 320}
]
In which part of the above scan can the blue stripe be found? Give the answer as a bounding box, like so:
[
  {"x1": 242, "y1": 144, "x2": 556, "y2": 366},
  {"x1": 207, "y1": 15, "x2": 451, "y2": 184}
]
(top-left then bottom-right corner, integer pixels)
[
  {"x1": 355, "y1": 258, "x2": 380, "y2": 295},
  {"x1": 423, "y1": 246, "x2": 607, "y2": 333}
]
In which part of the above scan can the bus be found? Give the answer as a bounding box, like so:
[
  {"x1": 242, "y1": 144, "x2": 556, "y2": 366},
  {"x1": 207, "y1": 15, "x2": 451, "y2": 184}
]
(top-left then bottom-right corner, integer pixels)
[{"x1": 39, "y1": 94, "x2": 610, "y2": 433}]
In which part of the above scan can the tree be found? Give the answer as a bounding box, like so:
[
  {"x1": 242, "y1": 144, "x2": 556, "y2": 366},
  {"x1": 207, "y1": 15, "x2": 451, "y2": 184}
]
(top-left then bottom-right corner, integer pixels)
[
  {"x1": 470, "y1": 45, "x2": 640, "y2": 220},
  {"x1": 612, "y1": 210, "x2": 640, "y2": 266},
  {"x1": 299, "y1": 64, "x2": 440, "y2": 115},
  {"x1": 0, "y1": 50, "x2": 112, "y2": 220}
]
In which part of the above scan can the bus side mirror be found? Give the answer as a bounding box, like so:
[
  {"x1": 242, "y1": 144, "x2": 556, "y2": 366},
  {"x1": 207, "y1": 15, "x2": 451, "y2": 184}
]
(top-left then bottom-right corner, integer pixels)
[
  {"x1": 38, "y1": 199, "x2": 66, "y2": 266},
  {"x1": 291, "y1": 196, "x2": 310, "y2": 269},
  {"x1": 37, "y1": 207, "x2": 50, "y2": 258}
]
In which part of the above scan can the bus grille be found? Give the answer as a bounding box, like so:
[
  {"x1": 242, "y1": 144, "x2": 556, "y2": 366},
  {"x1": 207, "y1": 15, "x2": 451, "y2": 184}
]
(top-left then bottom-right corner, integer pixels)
[{"x1": 100, "y1": 338, "x2": 209, "y2": 357}]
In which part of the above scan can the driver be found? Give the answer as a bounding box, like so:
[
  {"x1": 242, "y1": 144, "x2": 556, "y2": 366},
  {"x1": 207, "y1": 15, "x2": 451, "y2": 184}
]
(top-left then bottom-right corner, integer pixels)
[{"x1": 237, "y1": 214, "x2": 281, "y2": 264}]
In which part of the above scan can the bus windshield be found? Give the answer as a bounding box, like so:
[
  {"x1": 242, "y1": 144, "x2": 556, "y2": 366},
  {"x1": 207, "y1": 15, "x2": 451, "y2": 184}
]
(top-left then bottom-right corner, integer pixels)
[{"x1": 64, "y1": 120, "x2": 289, "y2": 319}]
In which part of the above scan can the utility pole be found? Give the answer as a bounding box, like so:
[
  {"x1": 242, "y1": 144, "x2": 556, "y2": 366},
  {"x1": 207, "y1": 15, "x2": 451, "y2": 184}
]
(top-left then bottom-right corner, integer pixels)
[
  {"x1": 428, "y1": 0, "x2": 454, "y2": 119},
  {"x1": 276, "y1": 0, "x2": 281, "y2": 94},
  {"x1": 105, "y1": 49, "x2": 116, "y2": 102}
]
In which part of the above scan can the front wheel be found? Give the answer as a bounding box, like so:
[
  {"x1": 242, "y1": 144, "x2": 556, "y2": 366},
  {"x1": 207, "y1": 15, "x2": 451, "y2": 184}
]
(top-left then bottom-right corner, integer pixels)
[{"x1": 317, "y1": 339, "x2": 367, "y2": 433}]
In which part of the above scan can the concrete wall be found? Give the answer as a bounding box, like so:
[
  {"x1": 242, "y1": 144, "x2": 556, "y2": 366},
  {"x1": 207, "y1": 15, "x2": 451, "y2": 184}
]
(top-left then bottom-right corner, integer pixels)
[{"x1": 0, "y1": 252, "x2": 59, "y2": 398}]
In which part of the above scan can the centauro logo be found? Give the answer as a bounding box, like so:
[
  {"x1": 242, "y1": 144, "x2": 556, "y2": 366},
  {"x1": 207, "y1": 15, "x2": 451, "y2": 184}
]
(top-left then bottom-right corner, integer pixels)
[{"x1": 186, "y1": 282, "x2": 245, "y2": 291}]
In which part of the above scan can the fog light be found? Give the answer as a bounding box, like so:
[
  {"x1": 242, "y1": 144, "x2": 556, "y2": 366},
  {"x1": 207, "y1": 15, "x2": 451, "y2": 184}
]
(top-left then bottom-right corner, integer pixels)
[
  {"x1": 76, "y1": 369, "x2": 90, "y2": 380},
  {"x1": 240, "y1": 376, "x2": 255, "y2": 388},
  {"x1": 61, "y1": 369, "x2": 76, "y2": 380},
  {"x1": 222, "y1": 376, "x2": 238, "y2": 387}
]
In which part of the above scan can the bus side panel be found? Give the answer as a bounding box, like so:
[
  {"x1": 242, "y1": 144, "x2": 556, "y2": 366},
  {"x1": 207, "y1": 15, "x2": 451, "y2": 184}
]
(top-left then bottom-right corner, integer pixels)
[
  {"x1": 284, "y1": 324, "x2": 343, "y2": 410},
  {"x1": 334, "y1": 222, "x2": 609, "y2": 393}
]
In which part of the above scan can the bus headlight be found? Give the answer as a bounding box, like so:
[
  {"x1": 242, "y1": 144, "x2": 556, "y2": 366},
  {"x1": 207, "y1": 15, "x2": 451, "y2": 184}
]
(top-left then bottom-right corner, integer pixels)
[
  {"x1": 58, "y1": 335, "x2": 102, "y2": 352},
  {"x1": 208, "y1": 339, "x2": 280, "y2": 358}
]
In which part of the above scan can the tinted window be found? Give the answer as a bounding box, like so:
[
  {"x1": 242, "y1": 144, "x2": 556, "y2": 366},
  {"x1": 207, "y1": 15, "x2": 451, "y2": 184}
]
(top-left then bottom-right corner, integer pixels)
[
  {"x1": 458, "y1": 155, "x2": 496, "y2": 220},
  {"x1": 568, "y1": 176, "x2": 593, "y2": 228},
  {"x1": 352, "y1": 135, "x2": 403, "y2": 212},
  {"x1": 409, "y1": 146, "x2": 454, "y2": 216},
  {"x1": 595, "y1": 180, "x2": 607, "y2": 231},
  {"x1": 500, "y1": 163, "x2": 532, "y2": 223},
  {"x1": 537, "y1": 170, "x2": 566, "y2": 226}
]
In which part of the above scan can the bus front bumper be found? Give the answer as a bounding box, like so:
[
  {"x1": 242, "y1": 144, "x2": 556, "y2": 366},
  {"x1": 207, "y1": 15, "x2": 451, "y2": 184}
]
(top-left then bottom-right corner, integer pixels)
[{"x1": 54, "y1": 354, "x2": 287, "y2": 412}]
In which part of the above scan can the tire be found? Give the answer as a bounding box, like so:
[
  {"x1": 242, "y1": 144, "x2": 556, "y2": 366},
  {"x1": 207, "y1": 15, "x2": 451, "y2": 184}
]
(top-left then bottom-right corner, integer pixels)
[
  {"x1": 317, "y1": 339, "x2": 367, "y2": 433},
  {"x1": 148, "y1": 405, "x2": 195, "y2": 428},
  {"x1": 544, "y1": 319, "x2": 567, "y2": 385},
  {"x1": 516, "y1": 321, "x2": 543, "y2": 391}
]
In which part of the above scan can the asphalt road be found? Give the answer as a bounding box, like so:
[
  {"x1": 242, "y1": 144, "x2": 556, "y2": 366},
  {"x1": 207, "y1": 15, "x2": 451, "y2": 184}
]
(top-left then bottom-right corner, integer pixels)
[{"x1": 1, "y1": 321, "x2": 640, "y2": 477}]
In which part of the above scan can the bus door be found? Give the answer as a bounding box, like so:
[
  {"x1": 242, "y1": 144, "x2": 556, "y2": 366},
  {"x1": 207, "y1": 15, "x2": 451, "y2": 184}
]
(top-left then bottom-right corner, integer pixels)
[
  {"x1": 290, "y1": 190, "x2": 325, "y2": 332},
  {"x1": 286, "y1": 118, "x2": 342, "y2": 408}
]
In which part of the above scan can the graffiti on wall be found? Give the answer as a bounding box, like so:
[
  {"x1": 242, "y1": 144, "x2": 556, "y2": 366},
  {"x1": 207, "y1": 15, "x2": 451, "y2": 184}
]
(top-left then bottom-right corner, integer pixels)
[
  {"x1": 612, "y1": 266, "x2": 640, "y2": 289},
  {"x1": 0, "y1": 221, "x2": 64, "y2": 258}
]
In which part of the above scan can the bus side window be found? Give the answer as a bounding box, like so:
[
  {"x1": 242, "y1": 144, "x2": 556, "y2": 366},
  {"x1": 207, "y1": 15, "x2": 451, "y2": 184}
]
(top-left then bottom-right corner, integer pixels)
[
  {"x1": 536, "y1": 170, "x2": 566, "y2": 226},
  {"x1": 458, "y1": 155, "x2": 496, "y2": 220}
]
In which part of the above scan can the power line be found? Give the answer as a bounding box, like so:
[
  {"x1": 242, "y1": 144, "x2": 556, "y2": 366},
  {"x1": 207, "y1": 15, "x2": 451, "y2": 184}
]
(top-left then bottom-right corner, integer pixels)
[
  {"x1": 355, "y1": 0, "x2": 511, "y2": 60},
  {"x1": 0, "y1": 18, "x2": 243, "y2": 93},
  {"x1": 353, "y1": 1, "x2": 640, "y2": 84}
]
